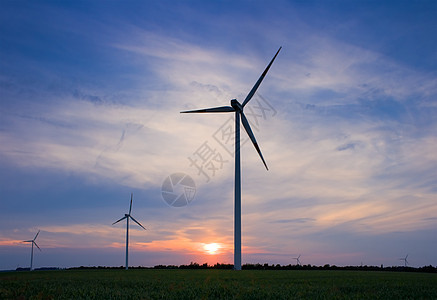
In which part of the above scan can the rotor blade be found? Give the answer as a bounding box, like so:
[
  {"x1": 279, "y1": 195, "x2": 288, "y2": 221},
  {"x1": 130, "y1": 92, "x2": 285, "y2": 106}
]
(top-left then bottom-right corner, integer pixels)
[
  {"x1": 34, "y1": 230, "x2": 40, "y2": 241},
  {"x1": 180, "y1": 106, "x2": 235, "y2": 113},
  {"x1": 130, "y1": 216, "x2": 146, "y2": 230},
  {"x1": 240, "y1": 111, "x2": 268, "y2": 170},
  {"x1": 112, "y1": 216, "x2": 127, "y2": 225},
  {"x1": 242, "y1": 47, "x2": 282, "y2": 108},
  {"x1": 23, "y1": 240, "x2": 32, "y2": 243},
  {"x1": 33, "y1": 241, "x2": 41, "y2": 251},
  {"x1": 129, "y1": 193, "x2": 133, "y2": 215}
]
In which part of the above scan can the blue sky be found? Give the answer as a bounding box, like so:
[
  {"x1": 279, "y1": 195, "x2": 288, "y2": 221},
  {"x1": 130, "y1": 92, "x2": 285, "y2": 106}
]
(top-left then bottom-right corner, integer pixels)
[{"x1": 1, "y1": 0, "x2": 436, "y2": 270}]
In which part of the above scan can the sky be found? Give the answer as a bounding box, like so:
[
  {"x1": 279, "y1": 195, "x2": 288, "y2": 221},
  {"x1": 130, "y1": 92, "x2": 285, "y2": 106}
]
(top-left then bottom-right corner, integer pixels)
[{"x1": 1, "y1": 0, "x2": 436, "y2": 270}]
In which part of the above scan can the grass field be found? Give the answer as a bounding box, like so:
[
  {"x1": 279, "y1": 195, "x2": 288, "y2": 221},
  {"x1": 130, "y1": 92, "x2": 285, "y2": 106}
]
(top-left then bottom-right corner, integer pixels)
[{"x1": 1, "y1": 269, "x2": 436, "y2": 299}]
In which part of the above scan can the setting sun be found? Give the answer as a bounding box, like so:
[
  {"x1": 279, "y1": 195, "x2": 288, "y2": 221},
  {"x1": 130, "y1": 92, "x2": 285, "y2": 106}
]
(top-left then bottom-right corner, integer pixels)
[{"x1": 203, "y1": 243, "x2": 221, "y2": 255}]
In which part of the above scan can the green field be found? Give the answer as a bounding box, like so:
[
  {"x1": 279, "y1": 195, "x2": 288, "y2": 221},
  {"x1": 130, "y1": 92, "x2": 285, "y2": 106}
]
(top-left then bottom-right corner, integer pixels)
[{"x1": 1, "y1": 269, "x2": 436, "y2": 299}]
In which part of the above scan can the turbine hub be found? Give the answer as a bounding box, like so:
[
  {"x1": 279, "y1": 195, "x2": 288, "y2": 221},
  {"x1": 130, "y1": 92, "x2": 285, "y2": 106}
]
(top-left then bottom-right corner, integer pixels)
[{"x1": 231, "y1": 99, "x2": 242, "y2": 111}]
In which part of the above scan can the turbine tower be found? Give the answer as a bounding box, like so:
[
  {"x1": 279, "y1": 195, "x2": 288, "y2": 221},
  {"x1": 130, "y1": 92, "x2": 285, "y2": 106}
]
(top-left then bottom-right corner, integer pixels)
[
  {"x1": 23, "y1": 230, "x2": 41, "y2": 271},
  {"x1": 293, "y1": 254, "x2": 301, "y2": 266},
  {"x1": 399, "y1": 254, "x2": 409, "y2": 267},
  {"x1": 181, "y1": 47, "x2": 281, "y2": 270},
  {"x1": 112, "y1": 193, "x2": 146, "y2": 270}
]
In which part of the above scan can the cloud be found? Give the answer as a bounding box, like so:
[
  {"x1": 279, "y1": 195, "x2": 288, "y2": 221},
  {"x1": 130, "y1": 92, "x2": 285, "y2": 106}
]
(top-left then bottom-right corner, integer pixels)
[
  {"x1": 108, "y1": 31, "x2": 437, "y2": 265},
  {"x1": 269, "y1": 218, "x2": 315, "y2": 224}
]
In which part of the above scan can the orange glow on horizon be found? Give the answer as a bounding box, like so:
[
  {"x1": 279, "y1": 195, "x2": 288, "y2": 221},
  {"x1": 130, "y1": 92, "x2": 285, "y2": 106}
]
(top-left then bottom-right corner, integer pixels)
[{"x1": 203, "y1": 243, "x2": 221, "y2": 255}]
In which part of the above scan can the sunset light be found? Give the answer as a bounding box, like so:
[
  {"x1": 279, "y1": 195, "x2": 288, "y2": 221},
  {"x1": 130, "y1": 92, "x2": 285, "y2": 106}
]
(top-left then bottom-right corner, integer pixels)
[{"x1": 203, "y1": 243, "x2": 221, "y2": 255}]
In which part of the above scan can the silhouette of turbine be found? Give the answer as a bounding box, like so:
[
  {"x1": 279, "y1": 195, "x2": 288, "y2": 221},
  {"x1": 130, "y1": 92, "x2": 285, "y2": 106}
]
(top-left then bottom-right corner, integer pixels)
[
  {"x1": 399, "y1": 254, "x2": 409, "y2": 267},
  {"x1": 112, "y1": 193, "x2": 146, "y2": 270},
  {"x1": 293, "y1": 254, "x2": 301, "y2": 266},
  {"x1": 181, "y1": 47, "x2": 281, "y2": 270},
  {"x1": 23, "y1": 230, "x2": 41, "y2": 271}
]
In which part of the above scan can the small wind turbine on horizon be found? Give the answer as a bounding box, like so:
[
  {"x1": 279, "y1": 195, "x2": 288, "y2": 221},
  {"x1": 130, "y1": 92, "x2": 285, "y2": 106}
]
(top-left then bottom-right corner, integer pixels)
[
  {"x1": 293, "y1": 254, "x2": 302, "y2": 266},
  {"x1": 399, "y1": 254, "x2": 409, "y2": 267},
  {"x1": 23, "y1": 230, "x2": 41, "y2": 271},
  {"x1": 181, "y1": 47, "x2": 281, "y2": 270},
  {"x1": 112, "y1": 193, "x2": 146, "y2": 270}
]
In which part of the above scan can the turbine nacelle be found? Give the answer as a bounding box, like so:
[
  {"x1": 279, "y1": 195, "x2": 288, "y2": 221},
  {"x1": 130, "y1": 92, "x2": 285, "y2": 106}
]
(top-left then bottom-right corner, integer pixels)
[{"x1": 231, "y1": 99, "x2": 243, "y2": 111}]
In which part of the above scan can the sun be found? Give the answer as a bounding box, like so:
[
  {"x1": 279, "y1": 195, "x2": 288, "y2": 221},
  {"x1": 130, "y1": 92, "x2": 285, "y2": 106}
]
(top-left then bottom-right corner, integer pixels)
[{"x1": 203, "y1": 243, "x2": 221, "y2": 255}]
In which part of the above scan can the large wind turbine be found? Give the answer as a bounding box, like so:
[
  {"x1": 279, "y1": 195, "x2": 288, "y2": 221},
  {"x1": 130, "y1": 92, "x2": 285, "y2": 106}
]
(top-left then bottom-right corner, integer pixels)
[
  {"x1": 23, "y1": 230, "x2": 41, "y2": 271},
  {"x1": 181, "y1": 47, "x2": 281, "y2": 270},
  {"x1": 112, "y1": 193, "x2": 146, "y2": 270}
]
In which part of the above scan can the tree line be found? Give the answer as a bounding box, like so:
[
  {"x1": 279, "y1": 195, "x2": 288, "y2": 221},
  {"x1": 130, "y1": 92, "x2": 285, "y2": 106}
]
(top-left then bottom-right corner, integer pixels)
[{"x1": 57, "y1": 262, "x2": 437, "y2": 273}]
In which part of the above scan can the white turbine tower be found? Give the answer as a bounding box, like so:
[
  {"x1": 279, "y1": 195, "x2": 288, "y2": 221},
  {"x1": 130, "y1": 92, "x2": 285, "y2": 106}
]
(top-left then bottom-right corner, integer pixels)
[
  {"x1": 399, "y1": 254, "x2": 409, "y2": 267},
  {"x1": 112, "y1": 193, "x2": 146, "y2": 270},
  {"x1": 293, "y1": 254, "x2": 302, "y2": 266},
  {"x1": 181, "y1": 47, "x2": 281, "y2": 270},
  {"x1": 23, "y1": 230, "x2": 41, "y2": 271}
]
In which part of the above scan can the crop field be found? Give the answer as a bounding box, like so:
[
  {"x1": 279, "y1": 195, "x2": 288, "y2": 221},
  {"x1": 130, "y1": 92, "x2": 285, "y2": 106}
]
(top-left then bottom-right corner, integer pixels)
[{"x1": 1, "y1": 269, "x2": 436, "y2": 299}]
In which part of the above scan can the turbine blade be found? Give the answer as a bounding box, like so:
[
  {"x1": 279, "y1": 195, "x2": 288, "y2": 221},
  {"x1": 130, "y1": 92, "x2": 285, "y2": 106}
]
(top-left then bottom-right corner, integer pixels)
[
  {"x1": 112, "y1": 216, "x2": 127, "y2": 225},
  {"x1": 34, "y1": 230, "x2": 40, "y2": 241},
  {"x1": 180, "y1": 106, "x2": 235, "y2": 113},
  {"x1": 34, "y1": 241, "x2": 41, "y2": 251},
  {"x1": 129, "y1": 193, "x2": 133, "y2": 215},
  {"x1": 240, "y1": 111, "x2": 268, "y2": 170},
  {"x1": 242, "y1": 47, "x2": 281, "y2": 108},
  {"x1": 23, "y1": 240, "x2": 32, "y2": 243},
  {"x1": 130, "y1": 216, "x2": 146, "y2": 230}
]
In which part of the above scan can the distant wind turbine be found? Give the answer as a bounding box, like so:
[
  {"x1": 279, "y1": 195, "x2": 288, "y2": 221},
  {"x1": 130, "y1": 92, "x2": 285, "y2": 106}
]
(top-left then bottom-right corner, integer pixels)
[
  {"x1": 181, "y1": 47, "x2": 281, "y2": 270},
  {"x1": 23, "y1": 230, "x2": 41, "y2": 271},
  {"x1": 112, "y1": 193, "x2": 146, "y2": 270},
  {"x1": 293, "y1": 254, "x2": 301, "y2": 266},
  {"x1": 399, "y1": 254, "x2": 409, "y2": 267}
]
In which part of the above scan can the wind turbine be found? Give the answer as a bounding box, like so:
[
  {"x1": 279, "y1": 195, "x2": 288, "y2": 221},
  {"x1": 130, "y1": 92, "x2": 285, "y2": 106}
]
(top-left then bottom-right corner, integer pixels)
[
  {"x1": 293, "y1": 254, "x2": 301, "y2": 266},
  {"x1": 181, "y1": 47, "x2": 281, "y2": 270},
  {"x1": 23, "y1": 230, "x2": 41, "y2": 271},
  {"x1": 112, "y1": 193, "x2": 146, "y2": 270},
  {"x1": 399, "y1": 254, "x2": 409, "y2": 267}
]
